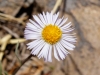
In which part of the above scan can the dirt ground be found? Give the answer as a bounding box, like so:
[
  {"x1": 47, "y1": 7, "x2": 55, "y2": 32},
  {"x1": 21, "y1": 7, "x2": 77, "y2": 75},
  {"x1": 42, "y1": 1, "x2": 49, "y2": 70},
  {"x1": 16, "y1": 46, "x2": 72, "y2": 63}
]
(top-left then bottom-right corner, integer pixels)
[{"x1": 0, "y1": 0, "x2": 100, "y2": 75}]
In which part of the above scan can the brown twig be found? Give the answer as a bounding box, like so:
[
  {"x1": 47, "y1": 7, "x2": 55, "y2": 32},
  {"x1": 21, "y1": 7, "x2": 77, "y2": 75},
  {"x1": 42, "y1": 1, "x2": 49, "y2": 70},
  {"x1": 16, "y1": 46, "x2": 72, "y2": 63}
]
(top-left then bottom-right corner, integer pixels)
[
  {"x1": 0, "y1": 34, "x2": 12, "y2": 60},
  {"x1": 0, "y1": 13, "x2": 25, "y2": 25},
  {"x1": 0, "y1": 34, "x2": 26, "y2": 61},
  {"x1": 12, "y1": 54, "x2": 34, "y2": 75},
  {"x1": 0, "y1": 25, "x2": 19, "y2": 38}
]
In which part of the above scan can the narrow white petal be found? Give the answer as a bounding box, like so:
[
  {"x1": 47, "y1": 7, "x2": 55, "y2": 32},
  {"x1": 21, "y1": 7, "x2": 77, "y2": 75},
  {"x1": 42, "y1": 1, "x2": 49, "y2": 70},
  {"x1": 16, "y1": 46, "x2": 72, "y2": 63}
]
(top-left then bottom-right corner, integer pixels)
[
  {"x1": 56, "y1": 12, "x2": 59, "y2": 18},
  {"x1": 47, "y1": 45, "x2": 52, "y2": 62},
  {"x1": 63, "y1": 40, "x2": 75, "y2": 48},
  {"x1": 55, "y1": 18, "x2": 63, "y2": 26},
  {"x1": 27, "y1": 39, "x2": 41, "y2": 49},
  {"x1": 25, "y1": 34, "x2": 40, "y2": 40},
  {"x1": 38, "y1": 14, "x2": 46, "y2": 25},
  {"x1": 61, "y1": 22, "x2": 72, "y2": 29},
  {"x1": 29, "y1": 19, "x2": 41, "y2": 29},
  {"x1": 59, "y1": 18, "x2": 68, "y2": 27},
  {"x1": 56, "y1": 44, "x2": 65, "y2": 60},
  {"x1": 52, "y1": 12, "x2": 59, "y2": 24},
  {"x1": 27, "y1": 39, "x2": 41, "y2": 45},
  {"x1": 43, "y1": 12, "x2": 47, "y2": 24},
  {"x1": 33, "y1": 15, "x2": 44, "y2": 28},
  {"x1": 31, "y1": 40, "x2": 45, "y2": 55},
  {"x1": 25, "y1": 27, "x2": 42, "y2": 33},
  {"x1": 42, "y1": 43, "x2": 50, "y2": 61},
  {"x1": 24, "y1": 27, "x2": 41, "y2": 33},
  {"x1": 26, "y1": 22, "x2": 37, "y2": 29},
  {"x1": 46, "y1": 12, "x2": 50, "y2": 24},
  {"x1": 24, "y1": 31, "x2": 40, "y2": 36},
  {"x1": 63, "y1": 37, "x2": 76, "y2": 42},
  {"x1": 62, "y1": 34, "x2": 75, "y2": 38},
  {"x1": 61, "y1": 28, "x2": 74, "y2": 33},
  {"x1": 50, "y1": 12, "x2": 53, "y2": 25},
  {"x1": 58, "y1": 42, "x2": 69, "y2": 55},
  {"x1": 63, "y1": 34, "x2": 76, "y2": 42},
  {"x1": 44, "y1": 44, "x2": 51, "y2": 62},
  {"x1": 24, "y1": 28, "x2": 40, "y2": 34},
  {"x1": 24, "y1": 29, "x2": 40, "y2": 34},
  {"x1": 38, "y1": 43, "x2": 50, "y2": 61},
  {"x1": 53, "y1": 45, "x2": 60, "y2": 61},
  {"x1": 60, "y1": 39, "x2": 74, "y2": 50},
  {"x1": 56, "y1": 42, "x2": 68, "y2": 60}
]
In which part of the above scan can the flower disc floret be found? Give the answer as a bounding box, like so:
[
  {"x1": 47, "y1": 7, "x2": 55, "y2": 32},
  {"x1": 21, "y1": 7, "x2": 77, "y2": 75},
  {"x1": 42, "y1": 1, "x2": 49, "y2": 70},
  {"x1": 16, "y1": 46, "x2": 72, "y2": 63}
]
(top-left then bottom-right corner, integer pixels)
[{"x1": 42, "y1": 25, "x2": 62, "y2": 44}]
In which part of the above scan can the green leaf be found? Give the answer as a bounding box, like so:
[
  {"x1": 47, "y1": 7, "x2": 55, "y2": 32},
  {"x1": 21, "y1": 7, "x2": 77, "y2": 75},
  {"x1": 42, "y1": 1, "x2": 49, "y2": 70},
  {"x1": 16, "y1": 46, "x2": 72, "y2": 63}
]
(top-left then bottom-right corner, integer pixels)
[
  {"x1": 15, "y1": 42, "x2": 22, "y2": 65},
  {"x1": 0, "y1": 61, "x2": 2, "y2": 75},
  {"x1": 4, "y1": 71, "x2": 8, "y2": 75}
]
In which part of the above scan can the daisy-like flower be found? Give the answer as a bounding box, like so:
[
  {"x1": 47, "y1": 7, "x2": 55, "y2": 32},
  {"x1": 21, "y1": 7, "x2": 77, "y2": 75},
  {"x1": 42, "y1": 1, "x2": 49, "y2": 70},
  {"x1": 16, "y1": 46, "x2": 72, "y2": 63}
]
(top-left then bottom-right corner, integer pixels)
[{"x1": 24, "y1": 12, "x2": 76, "y2": 62}]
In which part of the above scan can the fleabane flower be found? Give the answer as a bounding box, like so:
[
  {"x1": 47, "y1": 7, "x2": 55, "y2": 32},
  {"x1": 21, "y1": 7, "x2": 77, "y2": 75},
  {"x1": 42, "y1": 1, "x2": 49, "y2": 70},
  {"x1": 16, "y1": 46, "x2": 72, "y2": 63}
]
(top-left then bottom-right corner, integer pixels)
[{"x1": 24, "y1": 12, "x2": 76, "y2": 62}]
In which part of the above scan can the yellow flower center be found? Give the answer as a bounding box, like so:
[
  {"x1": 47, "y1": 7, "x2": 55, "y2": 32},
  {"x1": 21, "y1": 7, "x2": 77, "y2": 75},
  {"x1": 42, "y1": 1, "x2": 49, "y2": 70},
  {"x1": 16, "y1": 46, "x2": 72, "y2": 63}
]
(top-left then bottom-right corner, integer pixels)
[{"x1": 42, "y1": 24, "x2": 62, "y2": 44}]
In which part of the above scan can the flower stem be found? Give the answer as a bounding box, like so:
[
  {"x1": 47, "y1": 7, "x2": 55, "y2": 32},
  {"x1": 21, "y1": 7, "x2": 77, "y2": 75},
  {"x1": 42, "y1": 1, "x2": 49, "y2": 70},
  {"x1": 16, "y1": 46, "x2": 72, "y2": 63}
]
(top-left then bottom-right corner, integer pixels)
[{"x1": 13, "y1": 54, "x2": 35, "y2": 75}]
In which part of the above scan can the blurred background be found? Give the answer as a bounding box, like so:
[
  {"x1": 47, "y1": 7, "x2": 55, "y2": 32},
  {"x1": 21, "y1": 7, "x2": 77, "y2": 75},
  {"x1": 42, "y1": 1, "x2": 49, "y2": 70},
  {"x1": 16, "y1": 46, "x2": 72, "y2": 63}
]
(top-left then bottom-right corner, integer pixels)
[{"x1": 0, "y1": 0, "x2": 100, "y2": 75}]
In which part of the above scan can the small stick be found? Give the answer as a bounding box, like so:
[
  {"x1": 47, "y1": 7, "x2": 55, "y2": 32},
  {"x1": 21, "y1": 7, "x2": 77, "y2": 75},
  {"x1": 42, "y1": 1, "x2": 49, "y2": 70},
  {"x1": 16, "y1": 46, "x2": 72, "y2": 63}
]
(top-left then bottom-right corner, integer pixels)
[
  {"x1": 1, "y1": 25, "x2": 19, "y2": 38},
  {"x1": 52, "y1": 0, "x2": 62, "y2": 14},
  {"x1": 0, "y1": 13, "x2": 25, "y2": 25},
  {"x1": 0, "y1": 34, "x2": 12, "y2": 60},
  {"x1": 12, "y1": 54, "x2": 34, "y2": 75},
  {"x1": 0, "y1": 34, "x2": 26, "y2": 61}
]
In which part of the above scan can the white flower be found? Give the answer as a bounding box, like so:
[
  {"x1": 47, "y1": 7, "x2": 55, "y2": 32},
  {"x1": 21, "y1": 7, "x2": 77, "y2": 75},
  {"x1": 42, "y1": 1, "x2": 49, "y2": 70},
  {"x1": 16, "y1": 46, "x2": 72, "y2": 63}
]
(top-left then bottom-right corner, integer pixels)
[{"x1": 24, "y1": 12, "x2": 76, "y2": 62}]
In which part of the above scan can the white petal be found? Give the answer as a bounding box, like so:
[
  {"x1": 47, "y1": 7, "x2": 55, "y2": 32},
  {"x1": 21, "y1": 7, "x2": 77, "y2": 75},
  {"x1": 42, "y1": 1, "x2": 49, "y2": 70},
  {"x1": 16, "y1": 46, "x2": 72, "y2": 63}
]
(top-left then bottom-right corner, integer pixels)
[
  {"x1": 58, "y1": 42, "x2": 69, "y2": 55},
  {"x1": 24, "y1": 29, "x2": 40, "y2": 34},
  {"x1": 38, "y1": 43, "x2": 50, "y2": 61},
  {"x1": 38, "y1": 14, "x2": 46, "y2": 25},
  {"x1": 60, "y1": 39, "x2": 74, "y2": 50},
  {"x1": 50, "y1": 12, "x2": 53, "y2": 25},
  {"x1": 63, "y1": 34, "x2": 76, "y2": 42},
  {"x1": 63, "y1": 40, "x2": 75, "y2": 48},
  {"x1": 55, "y1": 18, "x2": 63, "y2": 26},
  {"x1": 31, "y1": 40, "x2": 45, "y2": 55},
  {"x1": 63, "y1": 39, "x2": 75, "y2": 50},
  {"x1": 25, "y1": 27, "x2": 42, "y2": 33},
  {"x1": 62, "y1": 34, "x2": 75, "y2": 38},
  {"x1": 46, "y1": 12, "x2": 50, "y2": 24},
  {"x1": 24, "y1": 31, "x2": 41, "y2": 36},
  {"x1": 24, "y1": 27, "x2": 41, "y2": 33},
  {"x1": 61, "y1": 28, "x2": 74, "y2": 33},
  {"x1": 59, "y1": 18, "x2": 68, "y2": 27},
  {"x1": 43, "y1": 12, "x2": 47, "y2": 24},
  {"x1": 53, "y1": 45, "x2": 60, "y2": 61},
  {"x1": 27, "y1": 39, "x2": 41, "y2": 49},
  {"x1": 29, "y1": 19, "x2": 41, "y2": 29},
  {"x1": 26, "y1": 22, "x2": 37, "y2": 29},
  {"x1": 56, "y1": 44, "x2": 65, "y2": 60},
  {"x1": 33, "y1": 15, "x2": 44, "y2": 28},
  {"x1": 44, "y1": 44, "x2": 52, "y2": 62},
  {"x1": 24, "y1": 34, "x2": 40, "y2": 40},
  {"x1": 63, "y1": 37, "x2": 76, "y2": 42},
  {"x1": 52, "y1": 12, "x2": 59, "y2": 24},
  {"x1": 61, "y1": 22, "x2": 72, "y2": 29},
  {"x1": 47, "y1": 45, "x2": 52, "y2": 62},
  {"x1": 24, "y1": 28, "x2": 41, "y2": 36}
]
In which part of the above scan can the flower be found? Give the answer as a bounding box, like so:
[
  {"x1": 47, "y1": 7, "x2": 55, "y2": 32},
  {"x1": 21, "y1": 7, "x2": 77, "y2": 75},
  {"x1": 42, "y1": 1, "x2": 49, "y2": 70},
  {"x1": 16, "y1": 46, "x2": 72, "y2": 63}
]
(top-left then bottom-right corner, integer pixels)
[{"x1": 24, "y1": 12, "x2": 76, "y2": 62}]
